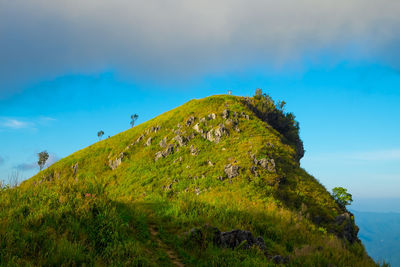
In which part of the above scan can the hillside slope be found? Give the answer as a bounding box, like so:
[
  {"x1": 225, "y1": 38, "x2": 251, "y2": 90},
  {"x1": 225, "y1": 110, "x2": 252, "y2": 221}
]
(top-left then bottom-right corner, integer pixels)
[{"x1": 0, "y1": 94, "x2": 377, "y2": 266}]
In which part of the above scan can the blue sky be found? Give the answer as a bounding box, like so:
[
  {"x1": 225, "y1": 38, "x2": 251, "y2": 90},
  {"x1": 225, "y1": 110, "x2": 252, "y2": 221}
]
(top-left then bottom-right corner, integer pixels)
[{"x1": 1, "y1": 0, "x2": 400, "y2": 211}]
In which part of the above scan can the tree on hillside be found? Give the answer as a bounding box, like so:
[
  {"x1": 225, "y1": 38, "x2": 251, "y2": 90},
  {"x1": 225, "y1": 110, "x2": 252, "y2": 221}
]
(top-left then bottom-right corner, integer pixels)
[
  {"x1": 254, "y1": 88, "x2": 263, "y2": 99},
  {"x1": 332, "y1": 187, "x2": 353, "y2": 207},
  {"x1": 130, "y1": 114, "x2": 139, "y2": 128},
  {"x1": 97, "y1": 130, "x2": 104, "y2": 140},
  {"x1": 37, "y1": 151, "x2": 49, "y2": 171}
]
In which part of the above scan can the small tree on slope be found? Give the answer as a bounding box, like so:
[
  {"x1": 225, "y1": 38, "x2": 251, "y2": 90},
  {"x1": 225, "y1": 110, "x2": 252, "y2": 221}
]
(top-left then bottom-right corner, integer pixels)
[
  {"x1": 37, "y1": 151, "x2": 49, "y2": 171},
  {"x1": 332, "y1": 187, "x2": 353, "y2": 207}
]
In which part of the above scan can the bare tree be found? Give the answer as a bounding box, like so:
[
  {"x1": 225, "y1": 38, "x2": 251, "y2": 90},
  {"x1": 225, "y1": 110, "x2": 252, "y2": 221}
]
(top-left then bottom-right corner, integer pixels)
[
  {"x1": 130, "y1": 114, "x2": 139, "y2": 128},
  {"x1": 97, "y1": 130, "x2": 104, "y2": 140},
  {"x1": 37, "y1": 151, "x2": 49, "y2": 171}
]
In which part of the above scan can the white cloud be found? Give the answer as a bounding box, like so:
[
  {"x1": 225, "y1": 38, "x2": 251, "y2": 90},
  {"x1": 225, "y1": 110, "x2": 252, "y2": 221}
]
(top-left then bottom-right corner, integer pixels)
[
  {"x1": 0, "y1": 118, "x2": 31, "y2": 129},
  {"x1": 1, "y1": 0, "x2": 400, "y2": 97},
  {"x1": 0, "y1": 116, "x2": 56, "y2": 130}
]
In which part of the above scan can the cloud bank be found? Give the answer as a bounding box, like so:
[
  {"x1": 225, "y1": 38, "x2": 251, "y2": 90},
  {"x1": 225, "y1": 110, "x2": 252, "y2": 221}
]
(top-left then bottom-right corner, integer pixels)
[{"x1": 1, "y1": 0, "x2": 400, "y2": 97}]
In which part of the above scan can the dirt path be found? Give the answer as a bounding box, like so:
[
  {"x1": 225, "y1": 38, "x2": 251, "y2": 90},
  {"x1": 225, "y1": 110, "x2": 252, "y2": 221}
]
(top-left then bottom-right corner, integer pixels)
[{"x1": 148, "y1": 224, "x2": 185, "y2": 267}]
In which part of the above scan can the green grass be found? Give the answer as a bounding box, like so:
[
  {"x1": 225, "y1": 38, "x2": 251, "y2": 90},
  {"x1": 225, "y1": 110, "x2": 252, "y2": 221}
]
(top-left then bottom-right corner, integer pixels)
[{"x1": 0, "y1": 95, "x2": 378, "y2": 266}]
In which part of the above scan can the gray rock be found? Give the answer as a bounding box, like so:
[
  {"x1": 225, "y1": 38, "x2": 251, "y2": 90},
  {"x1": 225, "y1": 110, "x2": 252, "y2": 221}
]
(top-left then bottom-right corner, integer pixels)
[
  {"x1": 208, "y1": 113, "x2": 216, "y2": 120},
  {"x1": 271, "y1": 255, "x2": 288, "y2": 264},
  {"x1": 145, "y1": 137, "x2": 152, "y2": 146},
  {"x1": 159, "y1": 137, "x2": 167, "y2": 148},
  {"x1": 207, "y1": 124, "x2": 229, "y2": 143},
  {"x1": 72, "y1": 163, "x2": 78, "y2": 176},
  {"x1": 222, "y1": 109, "x2": 230, "y2": 119},
  {"x1": 190, "y1": 145, "x2": 199, "y2": 156},
  {"x1": 155, "y1": 144, "x2": 174, "y2": 161},
  {"x1": 186, "y1": 225, "x2": 266, "y2": 251},
  {"x1": 207, "y1": 160, "x2": 215, "y2": 166},
  {"x1": 250, "y1": 165, "x2": 259, "y2": 176},
  {"x1": 257, "y1": 158, "x2": 276, "y2": 172},
  {"x1": 155, "y1": 151, "x2": 164, "y2": 161},
  {"x1": 109, "y1": 152, "x2": 125, "y2": 170},
  {"x1": 224, "y1": 164, "x2": 240, "y2": 178},
  {"x1": 135, "y1": 134, "x2": 145, "y2": 144},
  {"x1": 186, "y1": 116, "x2": 195, "y2": 126},
  {"x1": 220, "y1": 229, "x2": 266, "y2": 250},
  {"x1": 215, "y1": 124, "x2": 228, "y2": 138},
  {"x1": 193, "y1": 123, "x2": 201, "y2": 133},
  {"x1": 335, "y1": 212, "x2": 359, "y2": 243},
  {"x1": 199, "y1": 117, "x2": 206, "y2": 123},
  {"x1": 174, "y1": 135, "x2": 187, "y2": 147},
  {"x1": 164, "y1": 144, "x2": 174, "y2": 156}
]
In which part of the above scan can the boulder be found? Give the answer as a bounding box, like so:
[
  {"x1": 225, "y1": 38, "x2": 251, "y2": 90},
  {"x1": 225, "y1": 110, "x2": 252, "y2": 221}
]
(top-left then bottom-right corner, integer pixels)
[
  {"x1": 109, "y1": 152, "x2": 125, "y2": 170},
  {"x1": 222, "y1": 109, "x2": 230, "y2": 119},
  {"x1": 174, "y1": 135, "x2": 187, "y2": 147},
  {"x1": 135, "y1": 134, "x2": 145, "y2": 144},
  {"x1": 190, "y1": 145, "x2": 199, "y2": 156},
  {"x1": 193, "y1": 123, "x2": 201, "y2": 133},
  {"x1": 159, "y1": 137, "x2": 167, "y2": 148},
  {"x1": 257, "y1": 158, "x2": 276, "y2": 173},
  {"x1": 221, "y1": 229, "x2": 266, "y2": 250},
  {"x1": 72, "y1": 163, "x2": 78, "y2": 176},
  {"x1": 155, "y1": 151, "x2": 164, "y2": 161},
  {"x1": 164, "y1": 144, "x2": 174, "y2": 156},
  {"x1": 271, "y1": 255, "x2": 289, "y2": 264},
  {"x1": 208, "y1": 113, "x2": 216, "y2": 120},
  {"x1": 224, "y1": 164, "x2": 240, "y2": 178},
  {"x1": 155, "y1": 144, "x2": 174, "y2": 161},
  {"x1": 207, "y1": 124, "x2": 229, "y2": 143},
  {"x1": 186, "y1": 225, "x2": 266, "y2": 251},
  {"x1": 186, "y1": 116, "x2": 195, "y2": 126},
  {"x1": 250, "y1": 165, "x2": 259, "y2": 176},
  {"x1": 145, "y1": 137, "x2": 152, "y2": 146}
]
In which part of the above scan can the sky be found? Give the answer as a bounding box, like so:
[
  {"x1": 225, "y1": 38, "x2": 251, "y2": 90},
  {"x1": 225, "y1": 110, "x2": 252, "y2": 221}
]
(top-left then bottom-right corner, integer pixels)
[{"x1": 1, "y1": 0, "x2": 400, "y2": 211}]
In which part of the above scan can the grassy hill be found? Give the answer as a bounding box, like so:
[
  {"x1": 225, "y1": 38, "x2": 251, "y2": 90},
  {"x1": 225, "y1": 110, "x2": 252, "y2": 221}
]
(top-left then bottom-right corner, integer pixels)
[{"x1": 0, "y1": 93, "x2": 378, "y2": 266}]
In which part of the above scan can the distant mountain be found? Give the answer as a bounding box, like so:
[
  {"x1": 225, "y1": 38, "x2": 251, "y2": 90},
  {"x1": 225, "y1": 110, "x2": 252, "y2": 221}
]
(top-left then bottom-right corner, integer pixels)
[
  {"x1": 0, "y1": 94, "x2": 376, "y2": 266},
  {"x1": 353, "y1": 210, "x2": 400, "y2": 267}
]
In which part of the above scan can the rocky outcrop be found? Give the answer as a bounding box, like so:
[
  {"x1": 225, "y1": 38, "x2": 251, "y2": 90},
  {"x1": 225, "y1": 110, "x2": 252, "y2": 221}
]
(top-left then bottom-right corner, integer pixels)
[
  {"x1": 193, "y1": 123, "x2": 201, "y2": 133},
  {"x1": 72, "y1": 163, "x2": 78, "y2": 176},
  {"x1": 145, "y1": 137, "x2": 152, "y2": 146},
  {"x1": 251, "y1": 154, "x2": 276, "y2": 173},
  {"x1": 207, "y1": 124, "x2": 228, "y2": 143},
  {"x1": 222, "y1": 109, "x2": 230, "y2": 119},
  {"x1": 159, "y1": 137, "x2": 167, "y2": 148},
  {"x1": 174, "y1": 135, "x2": 188, "y2": 147},
  {"x1": 250, "y1": 165, "x2": 259, "y2": 176},
  {"x1": 109, "y1": 152, "x2": 125, "y2": 170},
  {"x1": 224, "y1": 164, "x2": 240, "y2": 179},
  {"x1": 186, "y1": 116, "x2": 195, "y2": 126},
  {"x1": 186, "y1": 225, "x2": 288, "y2": 264},
  {"x1": 208, "y1": 113, "x2": 216, "y2": 120},
  {"x1": 334, "y1": 212, "x2": 359, "y2": 243},
  {"x1": 155, "y1": 144, "x2": 174, "y2": 161},
  {"x1": 135, "y1": 134, "x2": 145, "y2": 144},
  {"x1": 187, "y1": 225, "x2": 266, "y2": 250},
  {"x1": 190, "y1": 145, "x2": 199, "y2": 156},
  {"x1": 146, "y1": 125, "x2": 161, "y2": 134}
]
